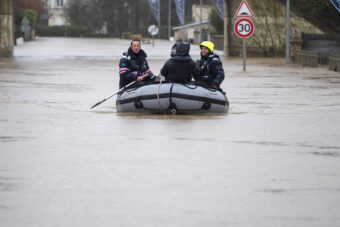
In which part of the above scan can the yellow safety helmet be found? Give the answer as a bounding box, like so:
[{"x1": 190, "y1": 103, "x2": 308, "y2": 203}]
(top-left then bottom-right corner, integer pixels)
[{"x1": 200, "y1": 41, "x2": 214, "y2": 52}]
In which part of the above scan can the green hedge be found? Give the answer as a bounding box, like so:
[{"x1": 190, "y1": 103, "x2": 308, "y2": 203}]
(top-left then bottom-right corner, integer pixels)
[
  {"x1": 36, "y1": 25, "x2": 88, "y2": 37},
  {"x1": 15, "y1": 9, "x2": 37, "y2": 28},
  {"x1": 14, "y1": 8, "x2": 38, "y2": 39},
  {"x1": 24, "y1": 9, "x2": 37, "y2": 28}
]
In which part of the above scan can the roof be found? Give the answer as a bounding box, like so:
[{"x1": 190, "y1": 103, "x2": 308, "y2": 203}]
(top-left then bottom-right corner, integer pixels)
[{"x1": 172, "y1": 20, "x2": 210, "y2": 31}]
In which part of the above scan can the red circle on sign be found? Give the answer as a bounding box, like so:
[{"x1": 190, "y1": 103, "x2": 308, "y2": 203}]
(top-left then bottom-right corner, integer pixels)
[{"x1": 234, "y1": 18, "x2": 254, "y2": 38}]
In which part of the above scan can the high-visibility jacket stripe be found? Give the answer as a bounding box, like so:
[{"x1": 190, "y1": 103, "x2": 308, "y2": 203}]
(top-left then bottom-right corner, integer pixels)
[{"x1": 119, "y1": 68, "x2": 129, "y2": 74}]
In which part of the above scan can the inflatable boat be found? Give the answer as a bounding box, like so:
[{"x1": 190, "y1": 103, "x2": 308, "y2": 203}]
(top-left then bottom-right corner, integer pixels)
[{"x1": 116, "y1": 83, "x2": 229, "y2": 114}]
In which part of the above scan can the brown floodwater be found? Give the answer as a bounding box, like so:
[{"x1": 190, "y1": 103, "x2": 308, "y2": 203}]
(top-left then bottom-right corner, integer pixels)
[{"x1": 0, "y1": 38, "x2": 340, "y2": 227}]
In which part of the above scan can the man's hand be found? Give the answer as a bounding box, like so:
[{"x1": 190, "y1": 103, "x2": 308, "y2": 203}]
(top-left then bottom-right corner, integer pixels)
[
  {"x1": 211, "y1": 84, "x2": 218, "y2": 89},
  {"x1": 136, "y1": 76, "x2": 143, "y2": 82},
  {"x1": 154, "y1": 75, "x2": 165, "y2": 83}
]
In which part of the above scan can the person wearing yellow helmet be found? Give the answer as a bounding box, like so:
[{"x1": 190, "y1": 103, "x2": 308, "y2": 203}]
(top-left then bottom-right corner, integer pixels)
[{"x1": 194, "y1": 41, "x2": 225, "y2": 89}]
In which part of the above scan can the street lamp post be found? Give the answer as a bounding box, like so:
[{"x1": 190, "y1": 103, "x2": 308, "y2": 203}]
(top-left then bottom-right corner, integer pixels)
[
  {"x1": 182, "y1": 0, "x2": 185, "y2": 41},
  {"x1": 200, "y1": 0, "x2": 202, "y2": 43},
  {"x1": 223, "y1": 0, "x2": 228, "y2": 55},
  {"x1": 168, "y1": 0, "x2": 171, "y2": 40},
  {"x1": 286, "y1": 0, "x2": 290, "y2": 64},
  {"x1": 158, "y1": 0, "x2": 160, "y2": 39}
]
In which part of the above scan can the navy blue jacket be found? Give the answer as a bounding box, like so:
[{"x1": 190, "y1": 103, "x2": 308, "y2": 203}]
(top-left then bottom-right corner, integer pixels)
[
  {"x1": 119, "y1": 48, "x2": 152, "y2": 88},
  {"x1": 160, "y1": 42, "x2": 196, "y2": 83},
  {"x1": 194, "y1": 52, "x2": 225, "y2": 88}
]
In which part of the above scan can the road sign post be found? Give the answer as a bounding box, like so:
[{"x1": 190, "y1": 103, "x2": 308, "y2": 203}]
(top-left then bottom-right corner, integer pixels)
[
  {"x1": 234, "y1": 0, "x2": 255, "y2": 71},
  {"x1": 234, "y1": 18, "x2": 254, "y2": 38},
  {"x1": 234, "y1": 18, "x2": 254, "y2": 71},
  {"x1": 243, "y1": 39, "x2": 246, "y2": 71},
  {"x1": 21, "y1": 16, "x2": 30, "y2": 41},
  {"x1": 148, "y1": 25, "x2": 159, "y2": 47},
  {"x1": 286, "y1": 0, "x2": 290, "y2": 64}
]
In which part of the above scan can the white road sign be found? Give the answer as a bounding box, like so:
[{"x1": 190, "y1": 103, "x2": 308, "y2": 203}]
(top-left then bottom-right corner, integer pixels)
[
  {"x1": 148, "y1": 25, "x2": 159, "y2": 36},
  {"x1": 234, "y1": 18, "x2": 255, "y2": 38},
  {"x1": 234, "y1": 0, "x2": 254, "y2": 18}
]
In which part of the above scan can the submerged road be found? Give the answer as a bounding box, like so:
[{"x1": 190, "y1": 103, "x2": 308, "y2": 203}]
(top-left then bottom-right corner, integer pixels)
[{"x1": 0, "y1": 37, "x2": 340, "y2": 227}]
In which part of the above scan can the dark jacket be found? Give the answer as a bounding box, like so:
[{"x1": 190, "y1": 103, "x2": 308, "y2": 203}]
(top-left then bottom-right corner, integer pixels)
[
  {"x1": 194, "y1": 52, "x2": 225, "y2": 88},
  {"x1": 160, "y1": 42, "x2": 196, "y2": 83},
  {"x1": 119, "y1": 47, "x2": 152, "y2": 88}
]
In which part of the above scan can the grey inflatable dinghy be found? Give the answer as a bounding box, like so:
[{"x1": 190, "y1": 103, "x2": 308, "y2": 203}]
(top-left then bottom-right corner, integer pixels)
[{"x1": 116, "y1": 83, "x2": 229, "y2": 114}]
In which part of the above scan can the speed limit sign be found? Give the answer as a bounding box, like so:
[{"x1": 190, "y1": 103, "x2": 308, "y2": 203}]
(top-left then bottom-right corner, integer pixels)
[{"x1": 234, "y1": 18, "x2": 255, "y2": 38}]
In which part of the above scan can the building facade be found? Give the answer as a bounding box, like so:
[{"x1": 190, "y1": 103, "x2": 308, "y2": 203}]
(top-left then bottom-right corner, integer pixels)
[
  {"x1": 42, "y1": 0, "x2": 68, "y2": 25},
  {"x1": 191, "y1": 4, "x2": 212, "y2": 23}
]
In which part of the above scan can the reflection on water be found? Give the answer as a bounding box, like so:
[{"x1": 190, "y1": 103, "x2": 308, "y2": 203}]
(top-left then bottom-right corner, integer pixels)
[
  {"x1": 0, "y1": 136, "x2": 33, "y2": 142},
  {"x1": 261, "y1": 187, "x2": 340, "y2": 194}
]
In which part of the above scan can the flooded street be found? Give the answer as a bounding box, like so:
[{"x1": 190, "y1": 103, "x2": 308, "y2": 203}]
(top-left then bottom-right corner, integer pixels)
[{"x1": 1, "y1": 38, "x2": 340, "y2": 227}]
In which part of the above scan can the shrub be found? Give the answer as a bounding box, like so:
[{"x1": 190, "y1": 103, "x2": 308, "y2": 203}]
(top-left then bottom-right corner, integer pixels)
[
  {"x1": 36, "y1": 25, "x2": 88, "y2": 37},
  {"x1": 24, "y1": 9, "x2": 37, "y2": 28}
]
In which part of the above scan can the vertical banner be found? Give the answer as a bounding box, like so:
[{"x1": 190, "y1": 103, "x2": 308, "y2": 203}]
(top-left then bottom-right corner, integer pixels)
[
  {"x1": 215, "y1": 0, "x2": 224, "y2": 19},
  {"x1": 174, "y1": 0, "x2": 185, "y2": 25},
  {"x1": 330, "y1": 0, "x2": 340, "y2": 12},
  {"x1": 148, "y1": 0, "x2": 160, "y2": 22}
]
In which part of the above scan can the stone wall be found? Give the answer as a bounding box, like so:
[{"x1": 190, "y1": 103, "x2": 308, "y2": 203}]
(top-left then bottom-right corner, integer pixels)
[
  {"x1": 301, "y1": 33, "x2": 340, "y2": 53},
  {"x1": 229, "y1": 0, "x2": 323, "y2": 57}
]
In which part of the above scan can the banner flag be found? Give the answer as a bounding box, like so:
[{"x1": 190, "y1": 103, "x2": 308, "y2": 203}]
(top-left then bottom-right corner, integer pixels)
[
  {"x1": 148, "y1": 0, "x2": 160, "y2": 22},
  {"x1": 215, "y1": 0, "x2": 224, "y2": 19},
  {"x1": 174, "y1": 0, "x2": 185, "y2": 25},
  {"x1": 330, "y1": 0, "x2": 340, "y2": 13}
]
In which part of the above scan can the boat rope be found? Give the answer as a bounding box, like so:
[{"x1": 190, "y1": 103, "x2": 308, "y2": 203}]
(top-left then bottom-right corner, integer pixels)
[
  {"x1": 157, "y1": 79, "x2": 167, "y2": 114},
  {"x1": 182, "y1": 83, "x2": 198, "y2": 89}
]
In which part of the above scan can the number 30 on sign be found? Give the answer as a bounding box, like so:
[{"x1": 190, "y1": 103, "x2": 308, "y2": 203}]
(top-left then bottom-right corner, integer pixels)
[{"x1": 234, "y1": 18, "x2": 254, "y2": 38}]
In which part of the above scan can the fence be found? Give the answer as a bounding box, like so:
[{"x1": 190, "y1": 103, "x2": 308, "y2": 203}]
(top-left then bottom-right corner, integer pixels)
[
  {"x1": 329, "y1": 53, "x2": 340, "y2": 72},
  {"x1": 294, "y1": 50, "x2": 338, "y2": 69}
]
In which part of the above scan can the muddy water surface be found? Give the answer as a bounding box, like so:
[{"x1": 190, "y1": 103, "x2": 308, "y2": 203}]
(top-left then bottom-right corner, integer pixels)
[{"x1": 0, "y1": 38, "x2": 340, "y2": 227}]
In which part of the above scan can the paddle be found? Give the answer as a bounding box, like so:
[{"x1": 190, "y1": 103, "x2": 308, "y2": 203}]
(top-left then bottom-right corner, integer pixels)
[{"x1": 91, "y1": 73, "x2": 151, "y2": 109}]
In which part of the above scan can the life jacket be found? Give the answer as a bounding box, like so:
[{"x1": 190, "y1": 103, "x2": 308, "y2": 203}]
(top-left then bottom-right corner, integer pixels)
[
  {"x1": 121, "y1": 48, "x2": 149, "y2": 72},
  {"x1": 119, "y1": 48, "x2": 152, "y2": 88},
  {"x1": 195, "y1": 52, "x2": 225, "y2": 87}
]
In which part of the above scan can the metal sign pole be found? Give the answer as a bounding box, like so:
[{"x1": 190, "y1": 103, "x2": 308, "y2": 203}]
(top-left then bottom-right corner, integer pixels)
[
  {"x1": 243, "y1": 39, "x2": 246, "y2": 71},
  {"x1": 148, "y1": 24, "x2": 159, "y2": 46},
  {"x1": 285, "y1": 0, "x2": 290, "y2": 64},
  {"x1": 168, "y1": 0, "x2": 171, "y2": 40},
  {"x1": 234, "y1": 1, "x2": 255, "y2": 72},
  {"x1": 158, "y1": 0, "x2": 160, "y2": 39},
  {"x1": 200, "y1": 0, "x2": 202, "y2": 43},
  {"x1": 182, "y1": 0, "x2": 185, "y2": 41}
]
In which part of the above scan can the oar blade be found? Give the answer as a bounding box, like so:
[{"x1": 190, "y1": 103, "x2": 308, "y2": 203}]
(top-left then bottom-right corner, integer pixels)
[
  {"x1": 90, "y1": 99, "x2": 105, "y2": 109},
  {"x1": 90, "y1": 79, "x2": 138, "y2": 110}
]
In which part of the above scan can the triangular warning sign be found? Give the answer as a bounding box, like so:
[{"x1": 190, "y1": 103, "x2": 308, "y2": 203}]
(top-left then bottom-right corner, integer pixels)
[{"x1": 234, "y1": 0, "x2": 254, "y2": 18}]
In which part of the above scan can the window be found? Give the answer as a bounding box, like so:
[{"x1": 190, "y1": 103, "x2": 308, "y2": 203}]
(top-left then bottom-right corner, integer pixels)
[{"x1": 57, "y1": 0, "x2": 63, "y2": 7}]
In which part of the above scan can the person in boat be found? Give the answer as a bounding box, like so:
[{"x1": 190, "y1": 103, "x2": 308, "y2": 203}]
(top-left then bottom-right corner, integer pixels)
[
  {"x1": 194, "y1": 41, "x2": 225, "y2": 89},
  {"x1": 118, "y1": 39, "x2": 153, "y2": 88},
  {"x1": 159, "y1": 41, "x2": 196, "y2": 83}
]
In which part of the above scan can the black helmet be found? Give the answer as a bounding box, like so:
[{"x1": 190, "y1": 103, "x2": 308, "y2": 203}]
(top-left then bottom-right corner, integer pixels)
[{"x1": 175, "y1": 41, "x2": 190, "y2": 56}]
